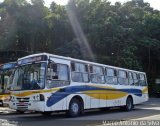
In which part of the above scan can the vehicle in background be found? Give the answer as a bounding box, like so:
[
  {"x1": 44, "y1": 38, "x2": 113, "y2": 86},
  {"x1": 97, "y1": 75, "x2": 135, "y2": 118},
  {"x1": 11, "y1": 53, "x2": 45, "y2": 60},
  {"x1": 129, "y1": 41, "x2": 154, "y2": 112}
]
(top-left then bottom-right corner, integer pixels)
[{"x1": 0, "y1": 62, "x2": 16, "y2": 106}]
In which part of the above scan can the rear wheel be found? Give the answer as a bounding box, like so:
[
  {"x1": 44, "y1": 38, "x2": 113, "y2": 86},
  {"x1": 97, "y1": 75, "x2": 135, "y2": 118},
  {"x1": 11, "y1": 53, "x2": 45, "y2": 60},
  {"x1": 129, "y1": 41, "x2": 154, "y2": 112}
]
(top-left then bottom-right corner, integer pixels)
[
  {"x1": 67, "y1": 98, "x2": 82, "y2": 117},
  {"x1": 124, "y1": 97, "x2": 134, "y2": 111}
]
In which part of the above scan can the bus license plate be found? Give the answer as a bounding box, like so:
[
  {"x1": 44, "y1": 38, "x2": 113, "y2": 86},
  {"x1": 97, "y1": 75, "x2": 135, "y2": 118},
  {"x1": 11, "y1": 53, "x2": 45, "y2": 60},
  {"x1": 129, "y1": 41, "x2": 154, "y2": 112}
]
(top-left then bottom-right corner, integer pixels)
[{"x1": 19, "y1": 102, "x2": 26, "y2": 106}]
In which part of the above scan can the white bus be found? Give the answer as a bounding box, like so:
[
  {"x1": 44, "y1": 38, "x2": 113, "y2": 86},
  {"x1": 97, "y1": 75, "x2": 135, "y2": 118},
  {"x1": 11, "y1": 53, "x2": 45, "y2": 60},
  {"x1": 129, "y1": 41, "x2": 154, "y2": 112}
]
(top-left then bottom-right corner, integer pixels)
[{"x1": 9, "y1": 53, "x2": 148, "y2": 116}]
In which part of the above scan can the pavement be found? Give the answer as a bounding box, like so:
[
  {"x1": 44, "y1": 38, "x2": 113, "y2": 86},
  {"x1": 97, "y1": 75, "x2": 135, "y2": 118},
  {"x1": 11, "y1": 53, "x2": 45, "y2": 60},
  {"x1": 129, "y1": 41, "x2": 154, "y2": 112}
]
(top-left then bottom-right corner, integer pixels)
[
  {"x1": 0, "y1": 98, "x2": 159, "y2": 126},
  {"x1": 0, "y1": 107, "x2": 15, "y2": 114}
]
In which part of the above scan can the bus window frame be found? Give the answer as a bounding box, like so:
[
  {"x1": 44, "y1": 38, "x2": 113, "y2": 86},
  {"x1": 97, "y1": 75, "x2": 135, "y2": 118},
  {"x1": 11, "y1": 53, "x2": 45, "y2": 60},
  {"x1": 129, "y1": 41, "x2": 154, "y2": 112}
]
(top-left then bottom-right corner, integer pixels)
[
  {"x1": 118, "y1": 70, "x2": 129, "y2": 85},
  {"x1": 133, "y1": 72, "x2": 139, "y2": 86},
  {"x1": 105, "y1": 67, "x2": 117, "y2": 85},
  {"x1": 71, "y1": 62, "x2": 89, "y2": 83},
  {"x1": 89, "y1": 65, "x2": 105, "y2": 84},
  {"x1": 128, "y1": 72, "x2": 134, "y2": 86},
  {"x1": 47, "y1": 62, "x2": 70, "y2": 82},
  {"x1": 139, "y1": 73, "x2": 147, "y2": 86}
]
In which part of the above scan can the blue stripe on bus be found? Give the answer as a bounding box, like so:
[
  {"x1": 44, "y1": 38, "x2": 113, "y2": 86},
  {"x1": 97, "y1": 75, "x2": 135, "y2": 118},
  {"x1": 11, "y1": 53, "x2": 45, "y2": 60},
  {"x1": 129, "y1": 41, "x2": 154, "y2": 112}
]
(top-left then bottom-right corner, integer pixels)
[{"x1": 46, "y1": 85, "x2": 142, "y2": 107}]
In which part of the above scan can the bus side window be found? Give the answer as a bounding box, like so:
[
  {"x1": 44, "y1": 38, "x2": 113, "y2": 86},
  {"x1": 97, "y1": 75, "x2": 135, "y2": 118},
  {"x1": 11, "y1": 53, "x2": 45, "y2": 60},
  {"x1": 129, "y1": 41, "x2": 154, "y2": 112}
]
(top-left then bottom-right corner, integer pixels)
[
  {"x1": 133, "y1": 73, "x2": 139, "y2": 86},
  {"x1": 71, "y1": 62, "x2": 89, "y2": 83},
  {"x1": 90, "y1": 65, "x2": 105, "y2": 84},
  {"x1": 47, "y1": 63, "x2": 69, "y2": 88},
  {"x1": 139, "y1": 74, "x2": 146, "y2": 86},
  {"x1": 128, "y1": 72, "x2": 134, "y2": 85},
  {"x1": 118, "y1": 70, "x2": 128, "y2": 85},
  {"x1": 105, "y1": 68, "x2": 117, "y2": 85}
]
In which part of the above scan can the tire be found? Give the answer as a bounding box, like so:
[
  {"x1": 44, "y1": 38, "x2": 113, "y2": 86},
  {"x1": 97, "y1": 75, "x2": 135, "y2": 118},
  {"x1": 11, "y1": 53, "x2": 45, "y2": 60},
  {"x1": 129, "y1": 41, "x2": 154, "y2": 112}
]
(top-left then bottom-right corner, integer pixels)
[
  {"x1": 67, "y1": 98, "x2": 82, "y2": 117},
  {"x1": 124, "y1": 97, "x2": 134, "y2": 111}
]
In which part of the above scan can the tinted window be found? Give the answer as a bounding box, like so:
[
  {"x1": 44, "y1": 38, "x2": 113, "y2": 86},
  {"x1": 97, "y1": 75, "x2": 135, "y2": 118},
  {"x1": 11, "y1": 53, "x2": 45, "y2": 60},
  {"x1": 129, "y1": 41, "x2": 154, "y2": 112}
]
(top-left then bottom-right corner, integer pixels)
[
  {"x1": 128, "y1": 72, "x2": 134, "y2": 85},
  {"x1": 47, "y1": 63, "x2": 70, "y2": 88},
  {"x1": 90, "y1": 65, "x2": 105, "y2": 84},
  {"x1": 71, "y1": 62, "x2": 89, "y2": 82},
  {"x1": 133, "y1": 73, "x2": 139, "y2": 86},
  {"x1": 118, "y1": 70, "x2": 128, "y2": 85},
  {"x1": 105, "y1": 68, "x2": 117, "y2": 84},
  {"x1": 139, "y1": 74, "x2": 147, "y2": 86}
]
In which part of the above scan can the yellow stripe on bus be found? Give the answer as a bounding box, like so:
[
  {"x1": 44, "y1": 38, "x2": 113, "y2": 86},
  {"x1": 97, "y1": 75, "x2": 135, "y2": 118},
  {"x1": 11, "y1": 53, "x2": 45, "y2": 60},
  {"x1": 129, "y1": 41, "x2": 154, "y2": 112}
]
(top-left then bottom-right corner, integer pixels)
[
  {"x1": 11, "y1": 88, "x2": 60, "y2": 97},
  {"x1": 0, "y1": 94, "x2": 10, "y2": 100},
  {"x1": 142, "y1": 87, "x2": 148, "y2": 93},
  {"x1": 83, "y1": 90, "x2": 127, "y2": 100}
]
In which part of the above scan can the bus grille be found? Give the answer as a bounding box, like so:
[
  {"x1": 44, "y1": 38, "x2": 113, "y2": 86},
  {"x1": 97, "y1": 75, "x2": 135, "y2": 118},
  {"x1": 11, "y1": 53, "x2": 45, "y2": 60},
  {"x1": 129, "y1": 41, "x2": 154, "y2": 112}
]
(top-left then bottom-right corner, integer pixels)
[{"x1": 16, "y1": 97, "x2": 30, "y2": 110}]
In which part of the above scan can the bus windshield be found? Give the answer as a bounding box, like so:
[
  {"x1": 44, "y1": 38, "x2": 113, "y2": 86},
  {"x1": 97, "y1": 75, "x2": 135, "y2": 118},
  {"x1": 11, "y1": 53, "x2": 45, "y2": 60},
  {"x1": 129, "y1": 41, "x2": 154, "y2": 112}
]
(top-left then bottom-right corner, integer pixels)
[
  {"x1": 11, "y1": 63, "x2": 46, "y2": 91},
  {"x1": 0, "y1": 69, "x2": 14, "y2": 94}
]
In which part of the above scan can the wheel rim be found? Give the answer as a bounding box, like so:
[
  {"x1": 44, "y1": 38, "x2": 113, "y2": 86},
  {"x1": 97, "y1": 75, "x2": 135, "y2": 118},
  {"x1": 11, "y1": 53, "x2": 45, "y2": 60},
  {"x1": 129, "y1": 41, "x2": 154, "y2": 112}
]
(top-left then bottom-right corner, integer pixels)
[
  {"x1": 127, "y1": 98, "x2": 132, "y2": 110},
  {"x1": 71, "y1": 102, "x2": 79, "y2": 114}
]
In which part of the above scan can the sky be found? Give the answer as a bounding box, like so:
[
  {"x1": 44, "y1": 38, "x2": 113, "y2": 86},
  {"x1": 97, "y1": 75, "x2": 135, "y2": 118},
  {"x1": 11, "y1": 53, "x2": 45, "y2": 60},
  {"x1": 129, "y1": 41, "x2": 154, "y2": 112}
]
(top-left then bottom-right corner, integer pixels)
[{"x1": 0, "y1": 0, "x2": 160, "y2": 10}]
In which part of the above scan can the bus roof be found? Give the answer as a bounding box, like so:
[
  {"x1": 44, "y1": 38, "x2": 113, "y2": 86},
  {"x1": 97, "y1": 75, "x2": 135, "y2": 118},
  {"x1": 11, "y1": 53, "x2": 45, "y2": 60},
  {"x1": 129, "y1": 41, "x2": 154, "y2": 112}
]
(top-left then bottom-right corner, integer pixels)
[{"x1": 18, "y1": 53, "x2": 145, "y2": 74}]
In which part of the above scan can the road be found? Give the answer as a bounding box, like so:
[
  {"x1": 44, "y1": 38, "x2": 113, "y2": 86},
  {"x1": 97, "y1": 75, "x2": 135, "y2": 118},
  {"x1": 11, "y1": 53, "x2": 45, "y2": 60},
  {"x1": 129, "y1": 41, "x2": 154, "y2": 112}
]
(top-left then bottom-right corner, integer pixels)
[{"x1": 0, "y1": 98, "x2": 160, "y2": 126}]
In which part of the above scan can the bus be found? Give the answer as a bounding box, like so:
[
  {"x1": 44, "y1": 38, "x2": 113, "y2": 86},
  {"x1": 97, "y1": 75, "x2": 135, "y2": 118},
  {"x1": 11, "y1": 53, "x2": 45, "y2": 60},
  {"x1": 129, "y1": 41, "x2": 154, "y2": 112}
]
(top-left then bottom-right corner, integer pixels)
[
  {"x1": 0, "y1": 62, "x2": 16, "y2": 106},
  {"x1": 9, "y1": 53, "x2": 148, "y2": 116}
]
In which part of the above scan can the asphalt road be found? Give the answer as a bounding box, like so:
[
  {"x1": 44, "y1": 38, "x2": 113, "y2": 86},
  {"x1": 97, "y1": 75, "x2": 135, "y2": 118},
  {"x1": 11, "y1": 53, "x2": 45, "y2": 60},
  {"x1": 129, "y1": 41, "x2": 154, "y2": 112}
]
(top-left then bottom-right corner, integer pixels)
[{"x1": 0, "y1": 98, "x2": 160, "y2": 126}]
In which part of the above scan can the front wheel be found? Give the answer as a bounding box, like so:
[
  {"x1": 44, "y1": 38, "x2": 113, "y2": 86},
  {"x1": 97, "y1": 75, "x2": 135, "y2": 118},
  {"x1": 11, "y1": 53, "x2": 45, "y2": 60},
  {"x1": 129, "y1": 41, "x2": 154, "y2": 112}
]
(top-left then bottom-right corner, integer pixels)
[{"x1": 67, "y1": 99, "x2": 81, "y2": 117}]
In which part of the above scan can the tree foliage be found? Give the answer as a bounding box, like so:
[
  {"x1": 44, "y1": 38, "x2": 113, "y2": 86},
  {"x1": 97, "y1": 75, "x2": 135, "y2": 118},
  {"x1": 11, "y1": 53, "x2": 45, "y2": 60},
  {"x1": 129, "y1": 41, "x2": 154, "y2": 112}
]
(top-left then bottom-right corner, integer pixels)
[{"x1": 0, "y1": 0, "x2": 160, "y2": 83}]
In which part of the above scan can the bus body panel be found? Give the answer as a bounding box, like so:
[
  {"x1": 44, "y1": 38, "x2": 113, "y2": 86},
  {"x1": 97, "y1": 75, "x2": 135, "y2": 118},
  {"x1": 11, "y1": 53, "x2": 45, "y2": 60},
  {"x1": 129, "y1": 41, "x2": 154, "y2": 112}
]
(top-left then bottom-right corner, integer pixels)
[{"x1": 10, "y1": 85, "x2": 148, "y2": 112}]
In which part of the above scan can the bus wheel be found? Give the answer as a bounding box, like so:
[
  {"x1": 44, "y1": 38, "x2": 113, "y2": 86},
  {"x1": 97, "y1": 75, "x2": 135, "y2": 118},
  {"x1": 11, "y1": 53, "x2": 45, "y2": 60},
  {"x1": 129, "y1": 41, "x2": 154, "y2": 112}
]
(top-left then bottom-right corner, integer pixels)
[
  {"x1": 67, "y1": 98, "x2": 81, "y2": 117},
  {"x1": 124, "y1": 96, "x2": 134, "y2": 111}
]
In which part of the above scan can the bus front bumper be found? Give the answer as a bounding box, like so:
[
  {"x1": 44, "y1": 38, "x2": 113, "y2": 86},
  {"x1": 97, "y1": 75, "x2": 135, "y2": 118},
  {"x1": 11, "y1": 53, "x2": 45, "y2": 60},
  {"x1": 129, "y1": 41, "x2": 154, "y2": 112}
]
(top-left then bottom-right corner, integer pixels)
[{"x1": 9, "y1": 100, "x2": 45, "y2": 112}]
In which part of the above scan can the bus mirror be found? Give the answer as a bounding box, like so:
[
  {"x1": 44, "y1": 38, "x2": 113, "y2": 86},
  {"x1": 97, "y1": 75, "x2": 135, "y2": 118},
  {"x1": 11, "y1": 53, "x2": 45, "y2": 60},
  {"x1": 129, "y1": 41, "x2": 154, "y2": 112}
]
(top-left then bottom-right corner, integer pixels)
[{"x1": 53, "y1": 64, "x2": 57, "y2": 72}]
